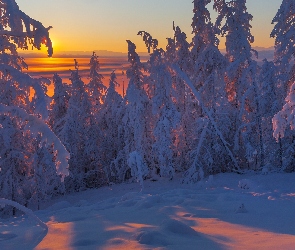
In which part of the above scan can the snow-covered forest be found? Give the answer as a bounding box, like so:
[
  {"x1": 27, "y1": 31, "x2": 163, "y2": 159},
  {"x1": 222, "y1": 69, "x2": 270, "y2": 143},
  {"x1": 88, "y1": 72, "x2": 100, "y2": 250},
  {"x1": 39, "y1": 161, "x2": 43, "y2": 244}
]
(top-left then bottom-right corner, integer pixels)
[{"x1": 0, "y1": 0, "x2": 294, "y2": 219}]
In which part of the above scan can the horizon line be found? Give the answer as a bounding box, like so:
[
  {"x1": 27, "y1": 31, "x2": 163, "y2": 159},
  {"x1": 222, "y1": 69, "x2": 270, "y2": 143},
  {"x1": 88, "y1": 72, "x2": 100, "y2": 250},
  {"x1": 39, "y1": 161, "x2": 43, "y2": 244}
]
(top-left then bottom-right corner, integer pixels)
[{"x1": 19, "y1": 46, "x2": 275, "y2": 56}]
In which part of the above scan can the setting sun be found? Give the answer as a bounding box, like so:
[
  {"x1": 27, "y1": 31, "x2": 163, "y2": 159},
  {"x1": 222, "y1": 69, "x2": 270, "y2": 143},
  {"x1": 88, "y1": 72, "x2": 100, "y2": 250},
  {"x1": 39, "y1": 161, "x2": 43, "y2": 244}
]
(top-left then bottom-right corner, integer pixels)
[{"x1": 16, "y1": 0, "x2": 281, "y2": 53}]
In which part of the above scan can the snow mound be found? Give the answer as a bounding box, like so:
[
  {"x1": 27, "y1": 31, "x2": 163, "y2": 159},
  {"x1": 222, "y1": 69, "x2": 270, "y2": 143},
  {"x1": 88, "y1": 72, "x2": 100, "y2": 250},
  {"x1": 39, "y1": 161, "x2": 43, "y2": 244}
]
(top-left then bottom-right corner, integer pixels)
[
  {"x1": 161, "y1": 219, "x2": 198, "y2": 236},
  {"x1": 72, "y1": 239, "x2": 98, "y2": 247},
  {"x1": 137, "y1": 194, "x2": 163, "y2": 209},
  {"x1": 0, "y1": 231, "x2": 17, "y2": 241},
  {"x1": 135, "y1": 230, "x2": 169, "y2": 246},
  {"x1": 121, "y1": 191, "x2": 141, "y2": 201},
  {"x1": 47, "y1": 201, "x2": 71, "y2": 210}
]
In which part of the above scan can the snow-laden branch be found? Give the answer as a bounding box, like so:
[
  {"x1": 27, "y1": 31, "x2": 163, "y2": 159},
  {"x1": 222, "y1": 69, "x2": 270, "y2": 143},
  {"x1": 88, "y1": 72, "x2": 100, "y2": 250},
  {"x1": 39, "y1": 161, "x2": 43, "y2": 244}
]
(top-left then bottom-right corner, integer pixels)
[
  {"x1": 273, "y1": 83, "x2": 295, "y2": 141},
  {"x1": 170, "y1": 64, "x2": 240, "y2": 172},
  {"x1": 0, "y1": 30, "x2": 35, "y2": 37},
  {"x1": 0, "y1": 104, "x2": 70, "y2": 180},
  {"x1": 0, "y1": 0, "x2": 53, "y2": 56},
  {"x1": 0, "y1": 64, "x2": 50, "y2": 119},
  {"x1": 0, "y1": 198, "x2": 48, "y2": 230}
]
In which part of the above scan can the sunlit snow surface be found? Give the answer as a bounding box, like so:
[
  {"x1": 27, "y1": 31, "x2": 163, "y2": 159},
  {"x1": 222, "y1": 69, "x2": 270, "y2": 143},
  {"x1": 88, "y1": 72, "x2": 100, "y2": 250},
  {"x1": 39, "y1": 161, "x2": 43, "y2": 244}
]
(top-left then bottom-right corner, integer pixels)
[{"x1": 1, "y1": 173, "x2": 295, "y2": 249}]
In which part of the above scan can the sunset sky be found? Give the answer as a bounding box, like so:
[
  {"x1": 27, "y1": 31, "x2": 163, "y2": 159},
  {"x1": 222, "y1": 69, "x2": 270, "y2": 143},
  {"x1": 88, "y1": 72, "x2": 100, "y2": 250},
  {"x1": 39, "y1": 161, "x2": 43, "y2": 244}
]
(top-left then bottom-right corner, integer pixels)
[{"x1": 17, "y1": 0, "x2": 282, "y2": 55}]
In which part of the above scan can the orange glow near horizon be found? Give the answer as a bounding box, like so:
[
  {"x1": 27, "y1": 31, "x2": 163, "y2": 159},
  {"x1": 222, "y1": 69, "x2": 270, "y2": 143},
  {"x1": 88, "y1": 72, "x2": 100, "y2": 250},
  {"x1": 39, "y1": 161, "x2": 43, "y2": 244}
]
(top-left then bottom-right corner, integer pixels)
[
  {"x1": 17, "y1": 0, "x2": 281, "y2": 55},
  {"x1": 25, "y1": 57, "x2": 129, "y2": 97}
]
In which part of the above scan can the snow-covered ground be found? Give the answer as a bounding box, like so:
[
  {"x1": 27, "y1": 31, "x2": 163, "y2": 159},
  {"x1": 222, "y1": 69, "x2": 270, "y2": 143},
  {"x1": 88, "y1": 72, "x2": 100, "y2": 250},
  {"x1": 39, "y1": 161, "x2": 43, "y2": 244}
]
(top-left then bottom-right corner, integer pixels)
[{"x1": 1, "y1": 172, "x2": 295, "y2": 250}]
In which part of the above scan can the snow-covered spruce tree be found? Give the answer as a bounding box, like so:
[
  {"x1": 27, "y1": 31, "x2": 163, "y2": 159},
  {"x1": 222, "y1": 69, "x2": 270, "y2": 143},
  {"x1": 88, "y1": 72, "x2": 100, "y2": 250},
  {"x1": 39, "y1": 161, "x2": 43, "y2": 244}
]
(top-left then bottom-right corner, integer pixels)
[
  {"x1": 138, "y1": 31, "x2": 179, "y2": 179},
  {"x1": 270, "y1": 0, "x2": 295, "y2": 102},
  {"x1": 0, "y1": 0, "x2": 53, "y2": 56},
  {"x1": 214, "y1": 0, "x2": 263, "y2": 171},
  {"x1": 98, "y1": 72, "x2": 125, "y2": 183},
  {"x1": 48, "y1": 73, "x2": 70, "y2": 138},
  {"x1": 113, "y1": 41, "x2": 151, "y2": 183},
  {"x1": 83, "y1": 108, "x2": 105, "y2": 188},
  {"x1": 0, "y1": 105, "x2": 69, "y2": 216},
  {"x1": 0, "y1": 0, "x2": 69, "y2": 215},
  {"x1": 60, "y1": 66, "x2": 85, "y2": 191},
  {"x1": 169, "y1": 25, "x2": 197, "y2": 173},
  {"x1": 258, "y1": 59, "x2": 281, "y2": 170},
  {"x1": 270, "y1": 0, "x2": 295, "y2": 172},
  {"x1": 183, "y1": 0, "x2": 233, "y2": 179},
  {"x1": 61, "y1": 62, "x2": 104, "y2": 191},
  {"x1": 191, "y1": 0, "x2": 211, "y2": 62},
  {"x1": 0, "y1": 114, "x2": 31, "y2": 216},
  {"x1": 77, "y1": 77, "x2": 102, "y2": 189},
  {"x1": 273, "y1": 82, "x2": 295, "y2": 172},
  {"x1": 29, "y1": 134, "x2": 63, "y2": 210},
  {"x1": 170, "y1": 2, "x2": 240, "y2": 175},
  {"x1": 0, "y1": 0, "x2": 53, "y2": 116},
  {"x1": 87, "y1": 52, "x2": 106, "y2": 115}
]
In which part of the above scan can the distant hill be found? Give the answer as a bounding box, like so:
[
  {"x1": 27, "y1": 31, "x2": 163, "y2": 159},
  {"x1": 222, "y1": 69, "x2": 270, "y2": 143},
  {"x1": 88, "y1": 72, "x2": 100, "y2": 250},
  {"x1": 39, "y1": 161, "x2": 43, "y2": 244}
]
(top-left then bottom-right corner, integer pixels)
[
  {"x1": 19, "y1": 47, "x2": 273, "y2": 61},
  {"x1": 19, "y1": 50, "x2": 149, "y2": 58},
  {"x1": 252, "y1": 46, "x2": 274, "y2": 51},
  {"x1": 250, "y1": 46, "x2": 274, "y2": 61},
  {"x1": 219, "y1": 46, "x2": 274, "y2": 61},
  {"x1": 54, "y1": 50, "x2": 126, "y2": 58}
]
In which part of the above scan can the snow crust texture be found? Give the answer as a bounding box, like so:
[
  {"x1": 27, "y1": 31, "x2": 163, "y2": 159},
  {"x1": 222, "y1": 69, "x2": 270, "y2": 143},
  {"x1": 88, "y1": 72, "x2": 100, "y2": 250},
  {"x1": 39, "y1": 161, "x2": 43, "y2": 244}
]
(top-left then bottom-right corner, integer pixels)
[{"x1": 1, "y1": 173, "x2": 295, "y2": 250}]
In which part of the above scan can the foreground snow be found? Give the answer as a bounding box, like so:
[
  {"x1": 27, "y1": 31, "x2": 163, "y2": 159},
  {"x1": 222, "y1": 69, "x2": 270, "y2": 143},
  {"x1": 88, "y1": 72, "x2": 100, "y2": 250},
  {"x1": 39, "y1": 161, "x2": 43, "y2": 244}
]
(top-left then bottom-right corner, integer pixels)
[{"x1": 1, "y1": 172, "x2": 295, "y2": 250}]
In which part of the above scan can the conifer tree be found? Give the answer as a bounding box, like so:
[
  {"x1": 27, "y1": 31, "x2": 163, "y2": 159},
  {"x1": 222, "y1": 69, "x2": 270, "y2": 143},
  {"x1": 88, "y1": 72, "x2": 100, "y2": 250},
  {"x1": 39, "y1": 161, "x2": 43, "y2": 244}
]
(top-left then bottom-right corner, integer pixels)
[
  {"x1": 170, "y1": 26, "x2": 196, "y2": 172},
  {"x1": 0, "y1": 0, "x2": 53, "y2": 115},
  {"x1": 139, "y1": 31, "x2": 179, "y2": 179},
  {"x1": 115, "y1": 40, "x2": 151, "y2": 182},
  {"x1": 29, "y1": 135, "x2": 63, "y2": 210},
  {"x1": 270, "y1": 0, "x2": 295, "y2": 171},
  {"x1": 180, "y1": 0, "x2": 232, "y2": 182},
  {"x1": 214, "y1": 0, "x2": 262, "y2": 170},
  {"x1": 271, "y1": 0, "x2": 295, "y2": 99},
  {"x1": 99, "y1": 72, "x2": 125, "y2": 183},
  {"x1": 194, "y1": 25, "x2": 231, "y2": 174},
  {"x1": 61, "y1": 63, "x2": 100, "y2": 191},
  {"x1": 48, "y1": 74, "x2": 70, "y2": 137},
  {"x1": 0, "y1": 114, "x2": 30, "y2": 216},
  {"x1": 259, "y1": 59, "x2": 281, "y2": 170},
  {"x1": 87, "y1": 52, "x2": 106, "y2": 115},
  {"x1": 0, "y1": 0, "x2": 69, "y2": 214},
  {"x1": 191, "y1": 0, "x2": 212, "y2": 62},
  {"x1": 273, "y1": 82, "x2": 295, "y2": 172}
]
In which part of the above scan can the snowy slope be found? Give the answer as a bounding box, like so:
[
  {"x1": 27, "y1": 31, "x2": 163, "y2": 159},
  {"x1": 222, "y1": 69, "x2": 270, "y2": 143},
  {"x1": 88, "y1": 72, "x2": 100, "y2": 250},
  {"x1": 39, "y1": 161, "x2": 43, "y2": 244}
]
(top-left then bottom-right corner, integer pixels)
[{"x1": 1, "y1": 173, "x2": 295, "y2": 250}]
